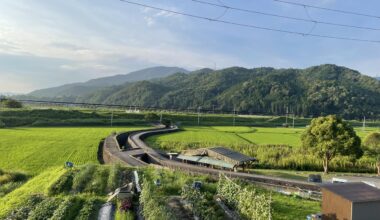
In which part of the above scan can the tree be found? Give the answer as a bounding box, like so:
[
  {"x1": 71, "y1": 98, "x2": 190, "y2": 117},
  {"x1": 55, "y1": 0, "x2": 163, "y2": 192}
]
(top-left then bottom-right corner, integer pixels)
[
  {"x1": 1, "y1": 99, "x2": 22, "y2": 108},
  {"x1": 144, "y1": 113, "x2": 159, "y2": 122},
  {"x1": 363, "y1": 132, "x2": 380, "y2": 175},
  {"x1": 0, "y1": 120, "x2": 5, "y2": 128},
  {"x1": 301, "y1": 115, "x2": 362, "y2": 173}
]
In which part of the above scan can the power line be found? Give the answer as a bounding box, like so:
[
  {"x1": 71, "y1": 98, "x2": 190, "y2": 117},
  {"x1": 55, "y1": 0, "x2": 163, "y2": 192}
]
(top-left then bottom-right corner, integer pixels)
[
  {"x1": 189, "y1": 0, "x2": 380, "y2": 31},
  {"x1": 119, "y1": 0, "x2": 380, "y2": 43},
  {"x1": 274, "y1": 0, "x2": 380, "y2": 19}
]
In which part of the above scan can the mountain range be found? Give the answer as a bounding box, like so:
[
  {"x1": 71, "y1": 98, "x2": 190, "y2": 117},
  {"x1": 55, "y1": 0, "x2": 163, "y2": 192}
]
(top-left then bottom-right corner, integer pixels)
[
  {"x1": 27, "y1": 66, "x2": 188, "y2": 98},
  {"x1": 22, "y1": 64, "x2": 380, "y2": 119}
]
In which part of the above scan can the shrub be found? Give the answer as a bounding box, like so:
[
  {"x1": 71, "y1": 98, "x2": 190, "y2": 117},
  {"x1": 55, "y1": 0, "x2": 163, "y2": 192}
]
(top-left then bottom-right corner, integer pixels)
[
  {"x1": 28, "y1": 197, "x2": 62, "y2": 220},
  {"x1": 364, "y1": 132, "x2": 380, "y2": 148},
  {"x1": 51, "y1": 196, "x2": 83, "y2": 220},
  {"x1": 0, "y1": 181, "x2": 24, "y2": 197},
  {"x1": 144, "y1": 113, "x2": 160, "y2": 122},
  {"x1": 48, "y1": 170, "x2": 76, "y2": 195},
  {"x1": 75, "y1": 198, "x2": 101, "y2": 220},
  {"x1": 1, "y1": 99, "x2": 22, "y2": 108},
  {"x1": 85, "y1": 167, "x2": 109, "y2": 194},
  {"x1": 140, "y1": 179, "x2": 174, "y2": 220},
  {"x1": 72, "y1": 164, "x2": 96, "y2": 193},
  {"x1": 106, "y1": 164, "x2": 123, "y2": 193},
  {"x1": 6, "y1": 194, "x2": 45, "y2": 220}
]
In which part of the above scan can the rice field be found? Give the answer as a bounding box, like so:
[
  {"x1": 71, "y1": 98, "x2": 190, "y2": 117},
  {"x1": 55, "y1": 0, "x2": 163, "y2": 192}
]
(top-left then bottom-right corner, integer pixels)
[
  {"x1": 146, "y1": 126, "x2": 379, "y2": 152},
  {"x1": 0, "y1": 126, "x2": 149, "y2": 174}
]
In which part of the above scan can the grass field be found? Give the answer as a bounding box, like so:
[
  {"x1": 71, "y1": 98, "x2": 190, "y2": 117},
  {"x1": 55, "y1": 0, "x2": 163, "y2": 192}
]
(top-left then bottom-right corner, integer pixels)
[
  {"x1": 0, "y1": 126, "x2": 149, "y2": 174},
  {"x1": 146, "y1": 126, "x2": 379, "y2": 152}
]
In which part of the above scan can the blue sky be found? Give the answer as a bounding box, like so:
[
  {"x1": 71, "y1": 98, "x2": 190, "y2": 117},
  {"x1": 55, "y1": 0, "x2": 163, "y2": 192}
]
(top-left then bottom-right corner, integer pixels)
[{"x1": 0, "y1": 0, "x2": 380, "y2": 93}]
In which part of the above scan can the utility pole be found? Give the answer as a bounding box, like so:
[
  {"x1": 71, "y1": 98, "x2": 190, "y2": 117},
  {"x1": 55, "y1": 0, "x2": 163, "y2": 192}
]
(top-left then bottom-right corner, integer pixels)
[
  {"x1": 197, "y1": 106, "x2": 201, "y2": 126},
  {"x1": 160, "y1": 112, "x2": 163, "y2": 123},
  {"x1": 110, "y1": 109, "x2": 114, "y2": 127},
  {"x1": 233, "y1": 107, "x2": 236, "y2": 127},
  {"x1": 292, "y1": 113, "x2": 295, "y2": 128},
  {"x1": 285, "y1": 106, "x2": 288, "y2": 125},
  {"x1": 362, "y1": 115, "x2": 366, "y2": 131}
]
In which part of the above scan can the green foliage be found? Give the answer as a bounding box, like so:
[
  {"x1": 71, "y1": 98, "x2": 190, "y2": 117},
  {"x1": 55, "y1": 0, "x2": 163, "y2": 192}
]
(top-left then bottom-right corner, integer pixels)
[
  {"x1": 51, "y1": 196, "x2": 83, "y2": 220},
  {"x1": 0, "y1": 119, "x2": 5, "y2": 128},
  {"x1": 28, "y1": 197, "x2": 62, "y2": 220},
  {"x1": 1, "y1": 99, "x2": 22, "y2": 108},
  {"x1": 364, "y1": 132, "x2": 380, "y2": 149},
  {"x1": 217, "y1": 174, "x2": 272, "y2": 220},
  {"x1": 106, "y1": 164, "x2": 123, "y2": 192},
  {"x1": 144, "y1": 112, "x2": 160, "y2": 122},
  {"x1": 80, "y1": 64, "x2": 380, "y2": 119},
  {"x1": 0, "y1": 167, "x2": 66, "y2": 218},
  {"x1": 85, "y1": 166, "x2": 109, "y2": 194},
  {"x1": 75, "y1": 198, "x2": 101, "y2": 220},
  {"x1": 139, "y1": 179, "x2": 175, "y2": 220},
  {"x1": 181, "y1": 185, "x2": 215, "y2": 219},
  {"x1": 72, "y1": 164, "x2": 96, "y2": 193},
  {"x1": 6, "y1": 194, "x2": 45, "y2": 220},
  {"x1": 48, "y1": 169, "x2": 76, "y2": 196},
  {"x1": 301, "y1": 115, "x2": 362, "y2": 173}
]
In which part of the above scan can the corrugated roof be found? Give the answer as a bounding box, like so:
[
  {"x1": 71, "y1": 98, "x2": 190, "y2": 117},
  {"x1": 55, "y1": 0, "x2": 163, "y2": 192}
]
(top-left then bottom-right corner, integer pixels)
[
  {"x1": 321, "y1": 182, "x2": 380, "y2": 203},
  {"x1": 208, "y1": 147, "x2": 255, "y2": 164},
  {"x1": 177, "y1": 154, "x2": 235, "y2": 169}
]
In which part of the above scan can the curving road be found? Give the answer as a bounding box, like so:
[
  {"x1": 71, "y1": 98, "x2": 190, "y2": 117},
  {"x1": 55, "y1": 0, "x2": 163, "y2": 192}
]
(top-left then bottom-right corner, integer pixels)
[{"x1": 105, "y1": 126, "x2": 320, "y2": 192}]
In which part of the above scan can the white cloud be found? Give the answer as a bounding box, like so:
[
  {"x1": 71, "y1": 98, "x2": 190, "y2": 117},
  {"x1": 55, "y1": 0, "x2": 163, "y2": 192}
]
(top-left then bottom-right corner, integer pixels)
[{"x1": 144, "y1": 16, "x2": 155, "y2": 26}]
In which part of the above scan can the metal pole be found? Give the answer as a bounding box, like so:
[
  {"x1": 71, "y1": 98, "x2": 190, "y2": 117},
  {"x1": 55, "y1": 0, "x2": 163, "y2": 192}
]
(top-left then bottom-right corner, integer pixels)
[
  {"x1": 111, "y1": 109, "x2": 114, "y2": 127},
  {"x1": 292, "y1": 114, "x2": 295, "y2": 128},
  {"x1": 197, "y1": 106, "x2": 201, "y2": 126},
  {"x1": 233, "y1": 107, "x2": 236, "y2": 127},
  {"x1": 362, "y1": 116, "x2": 366, "y2": 131}
]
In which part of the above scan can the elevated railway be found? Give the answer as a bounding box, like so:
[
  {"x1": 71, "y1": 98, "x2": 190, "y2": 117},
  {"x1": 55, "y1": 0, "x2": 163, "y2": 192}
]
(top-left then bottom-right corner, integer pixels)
[{"x1": 103, "y1": 126, "x2": 321, "y2": 193}]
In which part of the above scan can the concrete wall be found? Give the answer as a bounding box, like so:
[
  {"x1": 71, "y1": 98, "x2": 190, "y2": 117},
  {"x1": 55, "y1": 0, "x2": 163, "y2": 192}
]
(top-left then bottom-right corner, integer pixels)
[{"x1": 322, "y1": 189, "x2": 352, "y2": 220}]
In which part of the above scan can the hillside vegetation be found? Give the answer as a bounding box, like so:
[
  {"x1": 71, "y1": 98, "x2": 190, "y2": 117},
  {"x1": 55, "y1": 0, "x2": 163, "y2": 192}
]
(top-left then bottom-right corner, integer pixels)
[
  {"x1": 77, "y1": 64, "x2": 380, "y2": 119},
  {"x1": 23, "y1": 66, "x2": 188, "y2": 99}
]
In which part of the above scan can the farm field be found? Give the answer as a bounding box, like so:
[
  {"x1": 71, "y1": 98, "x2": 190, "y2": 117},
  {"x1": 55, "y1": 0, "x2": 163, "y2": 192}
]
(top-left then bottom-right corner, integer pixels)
[
  {"x1": 0, "y1": 164, "x2": 129, "y2": 219},
  {"x1": 0, "y1": 126, "x2": 150, "y2": 174},
  {"x1": 141, "y1": 167, "x2": 320, "y2": 220},
  {"x1": 146, "y1": 126, "x2": 379, "y2": 151}
]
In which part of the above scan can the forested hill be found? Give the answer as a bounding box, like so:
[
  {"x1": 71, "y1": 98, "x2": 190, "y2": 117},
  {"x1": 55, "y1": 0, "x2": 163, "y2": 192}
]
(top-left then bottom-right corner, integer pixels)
[
  {"x1": 78, "y1": 64, "x2": 380, "y2": 119},
  {"x1": 27, "y1": 66, "x2": 188, "y2": 98}
]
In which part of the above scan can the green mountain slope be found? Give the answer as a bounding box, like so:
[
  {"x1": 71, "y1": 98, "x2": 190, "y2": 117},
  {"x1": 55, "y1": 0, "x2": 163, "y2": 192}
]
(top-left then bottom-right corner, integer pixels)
[
  {"x1": 27, "y1": 66, "x2": 188, "y2": 98},
  {"x1": 79, "y1": 64, "x2": 380, "y2": 119}
]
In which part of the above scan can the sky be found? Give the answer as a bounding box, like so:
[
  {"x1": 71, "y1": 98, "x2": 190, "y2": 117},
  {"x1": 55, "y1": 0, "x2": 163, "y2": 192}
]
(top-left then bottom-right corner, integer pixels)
[{"x1": 0, "y1": 0, "x2": 380, "y2": 93}]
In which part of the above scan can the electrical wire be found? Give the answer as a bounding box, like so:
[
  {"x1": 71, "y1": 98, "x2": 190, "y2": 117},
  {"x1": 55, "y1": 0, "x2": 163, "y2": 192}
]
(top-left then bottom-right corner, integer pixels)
[
  {"x1": 273, "y1": 0, "x2": 380, "y2": 19},
  {"x1": 189, "y1": 0, "x2": 380, "y2": 31},
  {"x1": 119, "y1": 0, "x2": 380, "y2": 43}
]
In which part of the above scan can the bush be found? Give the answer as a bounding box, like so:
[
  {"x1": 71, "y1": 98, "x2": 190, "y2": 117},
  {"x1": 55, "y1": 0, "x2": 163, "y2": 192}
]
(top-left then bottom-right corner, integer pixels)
[
  {"x1": 51, "y1": 196, "x2": 83, "y2": 220},
  {"x1": 75, "y1": 198, "x2": 102, "y2": 220},
  {"x1": 106, "y1": 164, "x2": 123, "y2": 193},
  {"x1": 28, "y1": 197, "x2": 62, "y2": 220},
  {"x1": 1, "y1": 99, "x2": 22, "y2": 108},
  {"x1": 144, "y1": 113, "x2": 160, "y2": 122},
  {"x1": 72, "y1": 164, "x2": 96, "y2": 193},
  {"x1": 6, "y1": 194, "x2": 45, "y2": 220},
  {"x1": 48, "y1": 170, "x2": 76, "y2": 195},
  {"x1": 364, "y1": 132, "x2": 380, "y2": 148},
  {"x1": 85, "y1": 167, "x2": 109, "y2": 194}
]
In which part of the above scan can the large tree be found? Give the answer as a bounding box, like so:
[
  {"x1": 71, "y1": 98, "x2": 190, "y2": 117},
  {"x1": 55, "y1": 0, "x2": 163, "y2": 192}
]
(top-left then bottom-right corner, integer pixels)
[
  {"x1": 363, "y1": 132, "x2": 380, "y2": 175},
  {"x1": 301, "y1": 115, "x2": 362, "y2": 173}
]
